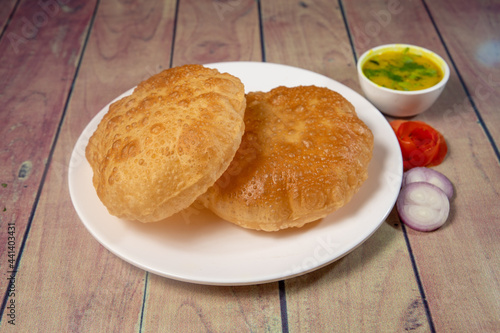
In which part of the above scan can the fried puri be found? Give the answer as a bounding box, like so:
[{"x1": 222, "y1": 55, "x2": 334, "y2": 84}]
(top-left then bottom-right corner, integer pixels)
[
  {"x1": 200, "y1": 86, "x2": 374, "y2": 231},
  {"x1": 85, "y1": 64, "x2": 246, "y2": 222}
]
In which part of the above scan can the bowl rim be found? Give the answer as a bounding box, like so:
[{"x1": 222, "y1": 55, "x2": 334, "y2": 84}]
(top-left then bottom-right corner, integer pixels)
[{"x1": 357, "y1": 43, "x2": 450, "y2": 95}]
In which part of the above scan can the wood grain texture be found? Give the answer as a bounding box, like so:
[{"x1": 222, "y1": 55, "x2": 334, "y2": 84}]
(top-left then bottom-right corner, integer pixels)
[
  {"x1": 0, "y1": 0, "x2": 17, "y2": 32},
  {"x1": 426, "y1": 0, "x2": 500, "y2": 145},
  {"x1": 142, "y1": 276, "x2": 281, "y2": 332},
  {"x1": 172, "y1": 0, "x2": 261, "y2": 66},
  {"x1": 1, "y1": 0, "x2": 177, "y2": 331},
  {"x1": 1, "y1": 0, "x2": 498, "y2": 331},
  {"x1": 0, "y1": 0, "x2": 96, "y2": 310},
  {"x1": 343, "y1": 0, "x2": 500, "y2": 331},
  {"x1": 261, "y1": 0, "x2": 358, "y2": 88},
  {"x1": 261, "y1": 0, "x2": 430, "y2": 331}
]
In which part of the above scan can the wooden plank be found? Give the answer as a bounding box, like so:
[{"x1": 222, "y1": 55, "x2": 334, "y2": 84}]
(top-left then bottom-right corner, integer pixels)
[
  {"x1": 171, "y1": 0, "x2": 262, "y2": 66},
  {"x1": 0, "y1": 0, "x2": 17, "y2": 32},
  {"x1": 261, "y1": 0, "x2": 357, "y2": 87},
  {"x1": 343, "y1": 0, "x2": 500, "y2": 331},
  {"x1": 141, "y1": 1, "x2": 283, "y2": 332},
  {"x1": 143, "y1": 276, "x2": 281, "y2": 332},
  {"x1": 260, "y1": 1, "x2": 430, "y2": 331},
  {"x1": 426, "y1": 0, "x2": 500, "y2": 146},
  {"x1": 0, "y1": 0, "x2": 97, "y2": 315},
  {"x1": 3, "y1": 0, "x2": 177, "y2": 331},
  {"x1": 2, "y1": 0, "x2": 495, "y2": 332}
]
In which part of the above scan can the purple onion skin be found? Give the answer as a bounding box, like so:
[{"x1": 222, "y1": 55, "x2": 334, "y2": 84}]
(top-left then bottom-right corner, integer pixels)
[
  {"x1": 402, "y1": 167, "x2": 454, "y2": 199},
  {"x1": 397, "y1": 182, "x2": 450, "y2": 232}
]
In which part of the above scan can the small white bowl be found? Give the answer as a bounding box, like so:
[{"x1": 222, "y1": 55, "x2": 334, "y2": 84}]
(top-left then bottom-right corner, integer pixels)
[{"x1": 357, "y1": 44, "x2": 450, "y2": 117}]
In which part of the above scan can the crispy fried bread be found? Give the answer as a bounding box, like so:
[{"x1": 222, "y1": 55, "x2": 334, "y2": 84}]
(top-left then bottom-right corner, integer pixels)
[
  {"x1": 200, "y1": 85, "x2": 374, "y2": 231},
  {"x1": 85, "y1": 64, "x2": 246, "y2": 222}
]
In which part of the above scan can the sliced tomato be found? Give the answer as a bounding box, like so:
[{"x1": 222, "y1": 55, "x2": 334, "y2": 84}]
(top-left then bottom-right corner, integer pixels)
[
  {"x1": 427, "y1": 132, "x2": 448, "y2": 167},
  {"x1": 390, "y1": 120, "x2": 447, "y2": 171}
]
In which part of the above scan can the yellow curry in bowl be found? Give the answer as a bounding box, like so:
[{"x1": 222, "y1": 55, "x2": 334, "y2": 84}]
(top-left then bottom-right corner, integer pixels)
[{"x1": 362, "y1": 47, "x2": 443, "y2": 91}]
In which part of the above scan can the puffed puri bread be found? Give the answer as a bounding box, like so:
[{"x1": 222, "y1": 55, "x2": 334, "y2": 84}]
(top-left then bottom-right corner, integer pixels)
[
  {"x1": 199, "y1": 85, "x2": 374, "y2": 231},
  {"x1": 85, "y1": 64, "x2": 246, "y2": 222}
]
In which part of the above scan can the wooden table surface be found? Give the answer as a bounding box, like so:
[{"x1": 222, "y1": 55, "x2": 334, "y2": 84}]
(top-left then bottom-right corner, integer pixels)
[{"x1": 1, "y1": 0, "x2": 499, "y2": 332}]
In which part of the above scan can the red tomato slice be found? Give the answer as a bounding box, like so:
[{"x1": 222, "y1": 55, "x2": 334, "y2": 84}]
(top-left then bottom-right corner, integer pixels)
[
  {"x1": 428, "y1": 132, "x2": 448, "y2": 167},
  {"x1": 389, "y1": 120, "x2": 447, "y2": 170}
]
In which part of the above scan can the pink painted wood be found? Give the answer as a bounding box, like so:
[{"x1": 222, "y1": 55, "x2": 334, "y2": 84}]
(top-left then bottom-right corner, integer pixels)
[
  {"x1": 0, "y1": 0, "x2": 97, "y2": 305},
  {"x1": 0, "y1": 0, "x2": 498, "y2": 331}
]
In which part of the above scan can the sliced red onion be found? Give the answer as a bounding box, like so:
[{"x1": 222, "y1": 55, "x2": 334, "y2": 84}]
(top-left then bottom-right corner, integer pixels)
[
  {"x1": 402, "y1": 167, "x2": 454, "y2": 199},
  {"x1": 397, "y1": 182, "x2": 450, "y2": 232}
]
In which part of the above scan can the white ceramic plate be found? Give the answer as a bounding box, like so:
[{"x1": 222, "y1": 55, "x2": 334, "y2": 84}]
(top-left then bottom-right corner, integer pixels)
[{"x1": 68, "y1": 62, "x2": 403, "y2": 286}]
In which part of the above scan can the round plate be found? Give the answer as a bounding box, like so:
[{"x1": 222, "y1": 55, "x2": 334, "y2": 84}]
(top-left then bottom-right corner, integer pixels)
[{"x1": 68, "y1": 62, "x2": 403, "y2": 286}]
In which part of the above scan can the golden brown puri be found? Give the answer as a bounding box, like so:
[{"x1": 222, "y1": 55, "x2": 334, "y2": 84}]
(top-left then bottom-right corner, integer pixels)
[
  {"x1": 85, "y1": 64, "x2": 246, "y2": 222},
  {"x1": 200, "y1": 85, "x2": 374, "y2": 231}
]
